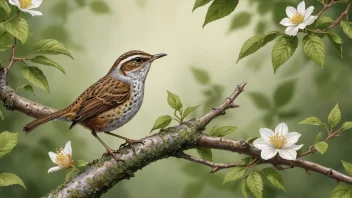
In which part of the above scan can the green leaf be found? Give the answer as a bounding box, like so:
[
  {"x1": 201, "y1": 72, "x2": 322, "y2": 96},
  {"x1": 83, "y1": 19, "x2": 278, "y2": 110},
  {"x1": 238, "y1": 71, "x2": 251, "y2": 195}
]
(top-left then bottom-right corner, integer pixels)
[
  {"x1": 248, "y1": 92, "x2": 271, "y2": 109},
  {"x1": 342, "y1": 122, "x2": 352, "y2": 131},
  {"x1": 182, "y1": 105, "x2": 200, "y2": 119},
  {"x1": 271, "y1": 36, "x2": 298, "y2": 73},
  {"x1": 182, "y1": 180, "x2": 205, "y2": 198},
  {"x1": 65, "y1": 169, "x2": 75, "y2": 182},
  {"x1": 222, "y1": 167, "x2": 246, "y2": 184},
  {"x1": 342, "y1": 160, "x2": 352, "y2": 176},
  {"x1": 0, "y1": 173, "x2": 25, "y2": 189},
  {"x1": 89, "y1": 1, "x2": 110, "y2": 13},
  {"x1": 150, "y1": 115, "x2": 172, "y2": 132},
  {"x1": 191, "y1": 67, "x2": 210, "y2": 84},
  {"x1": 30, "y1": 56, "x2": 66, "y2": 74},
  {"x1": 203, "y1": 0, "x2": 239, "y2": 28},
  {"x1": 341, "y1": 20, "x2": 352, "y2": 39},
  {"x1": 17, "y1": 84, "x2": 35, "y2": 96},
  {"x1": 278, "y1": 110, "x2": 300, "y2": 120},
  {"x1": 74, "y1": 0, "x2": 86, "y2": 7},
  {"x1": 302, "y1": 35, "x2": 325, "y2": 68},
  {"x1": 261, "y1": 31, "x2": 280, "y2": 47},
  {"x1": 0, "y1": 32, "x2": 14, "y2": 51},
  {"x1": 32, "y1": 39, "x2": 73, "y2": 59},
  {"x1": 246, "y1": 137, "x2": 258, "y2": 144},
  {"x1": 210, "y1": 126, "x2": 237, "y2": 137},
  {"x1": 0, "y1": 0, "x2": 11, "y2": 16},
  {"x1": 316, "y1": 132, "x2": 323, "y2": 143},
  {"x1": 228, "y1": 12, "x2": 252, "y2": 32},
  {"x1": 313, "y1": 16, "x2": 333, "y2": 29},
  {"x1": 328, "y1": 103, "x2": 341, "y2": 129},
  {"x1": 247, "y1": 171, "x2": 263, "y2": 198},
  {"x1": 22, "y1": 66, "x2": 50, "y2": 92},
  {"x1": 192, "y1": 0, "x2": 212, "y2": 12},
  {"x1": 327, "y1": 31, "x2": 343, "y2": 58},
  {"x1": 0, "y1": 132, "x2": 18, "y2": 158},
  {"x1": 261, "y1": 168, "x2": 286, "y2": 191},
  {"x1": 75, "y1": 160, "x2": 89, "y2": 168},
  {"x1": 196, "y1": 147, "x2": 212, "y2": 161},
  {"x1": 237, "y1": 36, "x2": 263, "y2": 63},
  {"x1": 315, "y1": 141, "x2": 328, "y2": 155},
  {"x1": 166, "y1": 91, "x2": 183, "y2": 110},
  {"x1": 274, "y1": 80, "x2": 295, "y2": 108},
  {"x1": 330, "y1": 184, "x2": 352, "y2": 198},
  {"x1": 299, "y1": 116, "x2": 326, "y2": 127},
  {"x1": 4, "y1": 17, "x2": 28, "y2": 44},
  {"x1": 241, "y1": 178, "x2": 250, "y2": 198}
]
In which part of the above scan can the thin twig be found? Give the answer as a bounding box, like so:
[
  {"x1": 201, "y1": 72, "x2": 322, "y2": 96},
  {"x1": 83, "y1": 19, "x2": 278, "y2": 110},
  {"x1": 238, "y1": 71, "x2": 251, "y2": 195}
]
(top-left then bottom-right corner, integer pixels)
[
  {"x1": 327, "y1": 0, "x2": 352, "y2": 29},
  {"x1": 318, "y1": 0, "x2": 336, "y2": 17}
]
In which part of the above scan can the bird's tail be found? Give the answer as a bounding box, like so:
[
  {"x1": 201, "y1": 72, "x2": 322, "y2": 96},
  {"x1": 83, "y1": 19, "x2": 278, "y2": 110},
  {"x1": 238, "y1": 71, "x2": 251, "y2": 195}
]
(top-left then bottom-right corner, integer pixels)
[{"x1": 23, "y1": 109, "x2": 67, "y2": 133}]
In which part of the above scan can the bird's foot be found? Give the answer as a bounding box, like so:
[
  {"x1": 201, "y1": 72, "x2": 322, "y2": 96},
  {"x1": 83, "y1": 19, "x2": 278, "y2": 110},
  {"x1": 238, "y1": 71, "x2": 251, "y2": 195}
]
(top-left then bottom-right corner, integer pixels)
[
  {"x1": 102, "y1": 149, "x2": 124, "y2": 163},
  {"x1": 119, "y1": 139, "x2": 144, "y2": 154}
]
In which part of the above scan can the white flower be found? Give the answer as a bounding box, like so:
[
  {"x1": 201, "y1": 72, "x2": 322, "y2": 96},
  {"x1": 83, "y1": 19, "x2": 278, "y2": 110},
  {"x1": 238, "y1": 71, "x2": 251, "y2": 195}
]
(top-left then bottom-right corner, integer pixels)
[
  {"x1": 253, "y1": 122, "x2": 303, "y2": 160},
  {"x1": 48, "y1": 141, "x2": 73, "y2": 173},
  {"x1": 8, "y1": 0, "x2": 43, "y2": 16},
  {"x1": 280, "y1": 1, "x2": 318, "y2": 36}
]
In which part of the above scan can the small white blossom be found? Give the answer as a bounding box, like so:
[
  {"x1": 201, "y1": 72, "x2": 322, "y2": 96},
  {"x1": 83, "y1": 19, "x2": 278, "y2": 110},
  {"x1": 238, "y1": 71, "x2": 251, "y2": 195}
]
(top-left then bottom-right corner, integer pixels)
[
  {"x1": 8, "y1": 0, "x2": 43, "y2": 16},
  {"x1": 280, "y1": 1, "x2": 318, "y2": 36},
  {"x1": 48, "y1": 141, "x2": 73, "y2": 173},
  {"x1": 253, "y1": 122, "x2": 303, "y2": 160}
]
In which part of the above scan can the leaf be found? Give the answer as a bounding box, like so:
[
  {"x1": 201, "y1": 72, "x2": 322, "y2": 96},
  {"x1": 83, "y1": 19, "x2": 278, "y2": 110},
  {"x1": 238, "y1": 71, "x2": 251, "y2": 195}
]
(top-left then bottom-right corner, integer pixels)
[
  {"x1": 0, "y1": 0, "x2": 11, "y2": 16},
  {"x1": 342, "y1": 160, "x2": 352, "y2": 176},
  {"x1": 246, "y1": 137, "x2": 258, "y2": 144},
  {"x1": 0, "y1": 173, "x2": 25, "y2": 189},
  {"x1": 192, "y1": 0, "x2": 212, "y2": 12},
  {"x1": 228, "y1": 12, "x2": 252, "y2": 32},
  {"x1": 274, "y1": 80, "x2": 295, "y2": 108},
  {"x1": 271, "y1": 36, "x2": 298, "y2": 73},
  {"x1": 316, "y1": 132, "x2": 323, "y2": 143},
  {"x1": 278, "y1": 110, "x2": 300, "y2": 120},
  {"x1": 341, "y1": 20, "x2": 352, "y2": 39},
  {"x1": 342, "y1": 122, "x2": 352, "y2": 131},
  {"x1": 17, "y1": 84, "x2": 35, "y2": 96},
  {"x1": 315, "y1": 141, "x2": 328, "y2": 155},
  {"x1": 241, "y1": 179, "x2": 250, "y2": 198},
  {"x1": 182, "y1": 106, "x2": 200, "y2": 119},
  {"x1": 313, "y1": 16, "x2": 333, "y2": 29},
  {"x1": 89, "y1": 1, "x2": 110, "y2": 13},
  {"x1": 222, "y1": 167, "x2": 246, "y2": 184},
  {"x1": 191, "y1": 67, "x2": 210, "y2": 84},
  {"x1": 203, "y1": 0, "x2": 239, "y2": 28},
  {"x1": 302, "y1": 35, "x2": 325, "y2": 68},
  {"x1": 4, "y1": 17, "x2": 28, "y2": 43},
  {"x1": 65, "y1": 169, "x2": 75, "y2": 182},
  {"x1": 248, "y1": 92, "x2": 271, "y2": 109},
  {"x1": 330, "y1": 184, "x2": 352, "y2": 198},
  {"x1": 0, "y1": 32, "x2": 13, "y2": 51},
  {"x1": 75, "y1": 160, "x2": 89, "y2": 168},
  {"x1": 30, "y1": 56, "x2": 66, "y2": 74},
  {"x1": 74, "y1": 0, "x2": 86, "y2": 7},
  {"x1": 261, "y1": 168, "x2": 286, "y2": 191},
  {"x1": 22, "y1": 66, "x2": 50, "y2": 92},
  {"x1": 210, "y1": 126, "x2": 237, "y2": 137},
  {"x1": 182, "y1": 180, "x2": 205, "y2": 198},
  {"x1": 298, "y1": 116, "x2": 326, "y2": 127},
  {"x1": 263, "y1": 112, "x2": 274, "y2": 126},
  {"x1": 0, "y1": 132, "x2": 18, "y2": 158},
  {"x1": 166, "y1": 91, "x2": 183, "y2": 110},
  {"x1": 327, "y1": 31, "x2": 343, "y2": 58},
  {"x1": 261, "y1": 31, "x2": 280, "y2": 47},
  {"x1": 247, "y1": 171, "x2": 263, "y2": 198},
  {"x1": 196, "y1": 147, "x2": 212, "y2": 161},
  {"x1": 237, "y1": 36, "x2": 263, "y2": 63},
  {"x1": 328, "y1": 103, "x2": 341, "y2": 129},
  {"x1": 32, "y1": 39, "x2": 73, "y2": 59},
  {"x1": 150, "y1": 115, "x2": 172, "y2": 132}
]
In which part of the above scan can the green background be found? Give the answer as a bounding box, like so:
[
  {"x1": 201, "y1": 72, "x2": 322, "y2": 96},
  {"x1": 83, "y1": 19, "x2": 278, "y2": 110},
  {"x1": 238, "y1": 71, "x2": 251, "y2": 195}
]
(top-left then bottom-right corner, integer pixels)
[{"x1": 0, "y1": 0, "x2": 352, "y2": 197}]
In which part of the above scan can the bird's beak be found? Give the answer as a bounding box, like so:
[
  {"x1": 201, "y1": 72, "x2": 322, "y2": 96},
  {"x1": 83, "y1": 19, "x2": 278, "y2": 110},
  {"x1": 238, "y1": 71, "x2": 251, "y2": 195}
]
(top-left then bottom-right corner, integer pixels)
[{"x1": 152, "y1": 53, "x2": 167, "y2": 60}]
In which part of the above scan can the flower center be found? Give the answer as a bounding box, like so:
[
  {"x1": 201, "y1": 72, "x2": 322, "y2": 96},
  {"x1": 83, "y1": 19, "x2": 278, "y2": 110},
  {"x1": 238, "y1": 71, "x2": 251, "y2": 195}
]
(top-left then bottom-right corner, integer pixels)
[
  {"x1": 55, "y1": 149, "x2": 72, "y2": 168},
  {"x1": 290, "y1": 12, "x2": 304, "y2": 25},
  {"x1": 20, "y1": 0, "x2": 32, "y2": 9},
  {"x1": 269, "y1": 133, "x2": 287, "y2": 149}
]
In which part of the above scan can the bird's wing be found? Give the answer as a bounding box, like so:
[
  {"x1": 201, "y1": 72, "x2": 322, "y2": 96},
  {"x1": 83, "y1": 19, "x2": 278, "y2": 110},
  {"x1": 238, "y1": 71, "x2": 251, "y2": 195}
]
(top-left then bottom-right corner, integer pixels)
[{"x1": 69, "y1": 77, "x2": 130, "y2": 129}]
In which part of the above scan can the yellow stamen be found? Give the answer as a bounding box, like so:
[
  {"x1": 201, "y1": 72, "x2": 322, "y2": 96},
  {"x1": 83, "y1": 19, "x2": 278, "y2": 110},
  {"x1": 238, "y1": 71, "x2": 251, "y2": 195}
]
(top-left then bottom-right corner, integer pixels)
[
  {"x1": 55, "y1": 148, "x2": 72, "y2": 168},
  {"x1": 20, "y1": 0, "x2": 32, "y2": 9},
  {"x1": 290, "y1": 12, "x2": 304, "y2": 25},
  {"x1": 269, "y1": 133, "x2": 287, "y2": 149}
]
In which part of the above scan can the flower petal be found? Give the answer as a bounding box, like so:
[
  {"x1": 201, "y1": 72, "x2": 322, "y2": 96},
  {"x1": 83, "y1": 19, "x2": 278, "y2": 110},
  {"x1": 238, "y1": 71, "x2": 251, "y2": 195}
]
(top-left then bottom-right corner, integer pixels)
[
  {"x1": 278, "y1": 149, "x2": 297, "y2": 160},
  {"x1": 64, "y1": 141, "x2": 72, "y2": 156},
  {"x1": 253, "y1": 138, "x2": 274, "y2": 150},
  {"x1": 29, "y1": 0, "x2": 43, "y2": 9},
  {"x1": 284, "y1": 132, "x2": 301, "y2": 147},
  {"x1": 48, "y1": 152, "x2": 58, "y2": 164},
  {"x1": 280, "y1": 18, "x2": 293, "y2": 26},
  {"x1": 8, "y1": 0, "x2": 19, "y2": 6},
  {"x1": 304, "y1": 6, "x2": 314, "y2": 19},
  {"x1": 304, "y1": 15, "x2": 318, "y2": 26},
  {"x1": 275, "y1": 122, "x2": 289, "y2": 136},
  {"x1": 284, "y1": 144, "x2": 303, "y2": 151},
  {"x1": 297, "y1": 22, "x2": 307, "y2": 30},
  {"x1": 261, "y1": 147, "x2": 278, "y2": 160},
  {"x1": 21, "y1": 9, "x2": 42, "y2": 16},
  {"x1": 286, "y1": 6, "x2": 297, "y2": 18},
  {"x1": 297, "y1": 1, "x2": 306, "y2": 15},
  {"x1": 259, "y1": 128, "x2": 274, "y2": 143},
  {"x1": 285, "y1": 26, "x2": 299, "y2": 36},
  {"x1": 48, "y1": 166, "x2": 62, "y2": 173}
]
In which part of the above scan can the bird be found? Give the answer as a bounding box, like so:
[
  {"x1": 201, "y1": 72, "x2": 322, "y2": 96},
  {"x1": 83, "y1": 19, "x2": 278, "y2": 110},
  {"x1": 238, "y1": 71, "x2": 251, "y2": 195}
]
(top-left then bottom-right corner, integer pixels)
[{"x1": 23, "y1": 50, "x2": 167, "y2": 162}]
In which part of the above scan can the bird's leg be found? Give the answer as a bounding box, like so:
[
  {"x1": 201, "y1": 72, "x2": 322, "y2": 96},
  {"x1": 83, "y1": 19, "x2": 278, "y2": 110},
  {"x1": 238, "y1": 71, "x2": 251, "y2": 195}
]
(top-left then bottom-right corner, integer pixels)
[
  {"x1": 104, "y1": 131, "x2": 144, "y2": 154},
  {"x1": 91, "y1": 131, "x2": 123, "y2": 163}
]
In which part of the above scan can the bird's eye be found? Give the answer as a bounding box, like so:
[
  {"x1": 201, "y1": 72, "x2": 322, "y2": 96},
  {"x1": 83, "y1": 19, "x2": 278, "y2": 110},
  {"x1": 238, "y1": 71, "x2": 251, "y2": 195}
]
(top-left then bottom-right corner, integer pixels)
[{"x1": 135, "y1": 57, "x2": 142, "y2": 62}]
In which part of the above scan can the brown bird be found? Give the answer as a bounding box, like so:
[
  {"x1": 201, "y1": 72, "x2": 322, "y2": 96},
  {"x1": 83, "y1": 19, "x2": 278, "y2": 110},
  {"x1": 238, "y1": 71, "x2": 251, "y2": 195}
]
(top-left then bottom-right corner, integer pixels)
[{"x1": 23, "y1": 50, "x2": 167, "y2": 161}]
